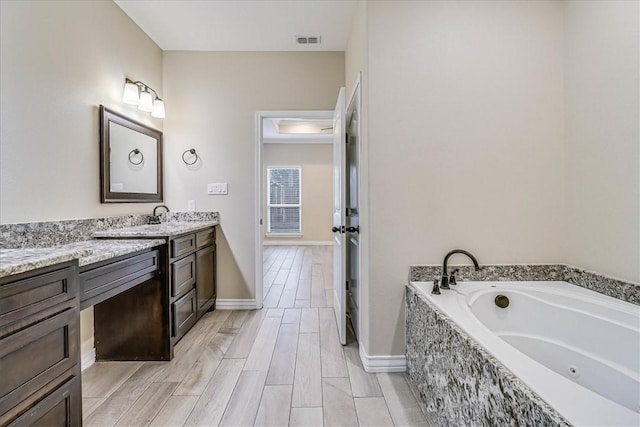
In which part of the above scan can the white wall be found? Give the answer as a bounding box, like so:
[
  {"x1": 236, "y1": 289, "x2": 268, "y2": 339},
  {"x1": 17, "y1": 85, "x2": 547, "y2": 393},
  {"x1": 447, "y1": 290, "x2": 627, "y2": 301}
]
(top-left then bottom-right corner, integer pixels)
[
  {"x1": 564, "y1": 1, "x2": 639, "y2": 284},
  {"x1": 0, "y1": 0, "x2": 163, "y2": 357},
  {"x1": 263, "y1": 143, "x2": 333, "y2": 244},
  {"x1": 162, "y1": 52, "x2": 344, "y2": 300},
  {"x1": 364, "y1": 1, "x2": 566, "y2": 356}
]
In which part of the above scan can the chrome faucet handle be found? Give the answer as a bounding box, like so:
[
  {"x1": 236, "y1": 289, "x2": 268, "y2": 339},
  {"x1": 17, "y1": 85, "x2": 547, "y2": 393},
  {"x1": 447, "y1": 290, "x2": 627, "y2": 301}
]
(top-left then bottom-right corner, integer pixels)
[{"x1": 449, "y1": 268, "x2": 459, "y2": 285}]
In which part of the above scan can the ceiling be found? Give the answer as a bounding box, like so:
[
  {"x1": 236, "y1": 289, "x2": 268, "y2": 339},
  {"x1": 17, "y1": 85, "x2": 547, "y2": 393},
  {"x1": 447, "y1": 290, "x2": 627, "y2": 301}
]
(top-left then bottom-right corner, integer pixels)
[
  {"x1": 114, "y1": 0, "x2": 358, "y2": 51},
  {"x1": 263, "y1": 118, "x2": 333, "y2": 143}
]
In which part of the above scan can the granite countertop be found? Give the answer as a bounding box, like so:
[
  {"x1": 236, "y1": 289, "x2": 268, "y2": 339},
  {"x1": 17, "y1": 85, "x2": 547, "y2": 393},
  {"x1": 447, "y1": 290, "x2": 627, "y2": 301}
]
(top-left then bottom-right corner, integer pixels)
[
  {"x1": 0, "y1": 239, "x2": 165, "y2": 278},
  {"x1": 93, "y1": 220, "x2": 218, "y2": 238}
]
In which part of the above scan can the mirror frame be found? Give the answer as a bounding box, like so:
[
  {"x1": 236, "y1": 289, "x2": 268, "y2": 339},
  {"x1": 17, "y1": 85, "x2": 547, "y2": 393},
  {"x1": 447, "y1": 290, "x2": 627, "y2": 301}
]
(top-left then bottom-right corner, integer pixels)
[{"x1": 99, "y1": 105, "x2": 163, "y2": 203}]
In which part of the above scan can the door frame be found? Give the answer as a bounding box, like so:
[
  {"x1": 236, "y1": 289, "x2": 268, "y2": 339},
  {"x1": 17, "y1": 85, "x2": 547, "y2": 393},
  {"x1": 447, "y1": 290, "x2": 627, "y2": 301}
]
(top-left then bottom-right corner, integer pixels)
[
  {"x1": 345, "y1": 74, "x2": 362, "y2": 341},
  {"x1": 254, "y1": 110, "x2": 333, "y2": 309}
]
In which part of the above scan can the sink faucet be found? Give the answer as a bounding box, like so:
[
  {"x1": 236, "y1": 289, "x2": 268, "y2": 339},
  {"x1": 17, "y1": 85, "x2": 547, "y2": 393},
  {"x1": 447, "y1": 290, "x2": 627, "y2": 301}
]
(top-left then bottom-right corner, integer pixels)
[
  {"x1": 440, "y1": 249, "x2": 480, "y2": 290},
  {"x1": 153, "y1": 204, "x2": 170, "y2": 216},
  {"x1": 148, "y1": 205, "x2": 170, "y2": 224}
]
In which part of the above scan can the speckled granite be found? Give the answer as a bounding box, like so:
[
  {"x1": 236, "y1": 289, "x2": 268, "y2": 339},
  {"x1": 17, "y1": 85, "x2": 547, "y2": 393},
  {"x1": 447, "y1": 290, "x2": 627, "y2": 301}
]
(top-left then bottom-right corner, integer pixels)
[
  {"x1": 405, "y1": 284, "x2": 570, "y2": 427},
  {"x1": 0, "y1": 239, "x2": 165, "y2": 278},
  {"x1": 63, "y1": 239, "x2": 165, "y2": 266},
  {"x1": 162, "y1": 211, "x2": 219, "y2": 222},
  {"x1": 564, "y1": 265, "x2": 640, "y2": 305},
  {"x1": 410, "y1": 264, "x2": 566, "y2": 283},
  {"x1": 0, "y1": 215, "x2": 150, "y2": 248},
  {"x1": 0, "y1": 247, "x2": 86, "y2": 278},
  {"x1": 410, "y1": 264, "x2": 639, "y2": 306},
  {"x1": 93, "y1": 220, "x2": 217, "y2": 238}
]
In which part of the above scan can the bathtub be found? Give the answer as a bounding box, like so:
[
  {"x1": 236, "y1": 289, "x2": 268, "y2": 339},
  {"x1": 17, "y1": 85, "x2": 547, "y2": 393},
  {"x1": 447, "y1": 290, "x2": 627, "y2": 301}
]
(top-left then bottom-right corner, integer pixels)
[{"x1": 408, "y1": 280, "x2": 640, "y2": 426}]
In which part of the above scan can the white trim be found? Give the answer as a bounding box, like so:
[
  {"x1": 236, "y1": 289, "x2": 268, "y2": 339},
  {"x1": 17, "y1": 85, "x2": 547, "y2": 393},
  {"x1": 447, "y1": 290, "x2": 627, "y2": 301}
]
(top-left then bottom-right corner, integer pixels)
[
  {"x1": 81, "y1": 338, "x2": 96, "y2": 371},
  {"x1": 264, "y1": 240, "x2": 333, "y2": 246},
  {"x1": 265, "y1": 233, "x2": 303, "y2": 238},
  {"x1": 216, "y1": 299, "x2": 258, "y2": 310},
  {"x1": 359, "y1": 341, "x2": 406, "y2": 373},
  {"x1": 255, "y1": 113, "x2": 264, "y2": 309}
]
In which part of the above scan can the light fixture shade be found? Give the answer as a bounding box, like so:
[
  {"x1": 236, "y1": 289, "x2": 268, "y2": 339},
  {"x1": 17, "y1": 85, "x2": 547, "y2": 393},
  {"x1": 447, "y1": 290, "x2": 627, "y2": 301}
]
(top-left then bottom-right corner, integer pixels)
[
  {"x1": 151, "y1": 99, "x2": 165, "y2": 118},
  {"x1": 138, "y1": 90, "x2": 154, "y2": 112},
  {"x1": 122, "y1": 82, "x2": 140, "y2": 105}
]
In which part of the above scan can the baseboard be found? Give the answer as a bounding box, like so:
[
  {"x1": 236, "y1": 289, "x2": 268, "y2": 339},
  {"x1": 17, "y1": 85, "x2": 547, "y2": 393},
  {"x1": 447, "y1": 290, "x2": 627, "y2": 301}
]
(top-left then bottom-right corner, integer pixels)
[
  {"x1": 263, "y1": 241, "x2": 333, "y2": 246},
  {"x1": 216, "y1": 299, "x2": 258, "y2": 310},
  {"x1": 359, "y1": 342, "x2": 406, "y2": 373},
  {"x1": 81, "y1": 338, "x2": 96, "y2": 371}
]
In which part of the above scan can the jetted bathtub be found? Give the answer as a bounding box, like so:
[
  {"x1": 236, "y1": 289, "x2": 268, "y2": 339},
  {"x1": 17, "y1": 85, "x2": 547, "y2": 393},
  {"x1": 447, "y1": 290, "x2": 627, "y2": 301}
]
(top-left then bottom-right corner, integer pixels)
[{"x1": 410, "y1": 280, "x2": 640, "y2": 426}]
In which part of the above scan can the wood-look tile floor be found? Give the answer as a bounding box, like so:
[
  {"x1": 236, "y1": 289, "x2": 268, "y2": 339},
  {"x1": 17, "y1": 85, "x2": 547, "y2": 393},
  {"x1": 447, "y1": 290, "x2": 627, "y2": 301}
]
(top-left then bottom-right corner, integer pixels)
[{"x1": 82, "y1": 246, "x2": 429, "y2": 427}]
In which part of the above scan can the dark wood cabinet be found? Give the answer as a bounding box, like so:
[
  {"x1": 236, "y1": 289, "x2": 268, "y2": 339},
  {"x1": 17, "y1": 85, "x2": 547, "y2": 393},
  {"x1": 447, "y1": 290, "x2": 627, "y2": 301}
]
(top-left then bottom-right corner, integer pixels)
[
  {"x1": 0, "y1": 261, "x2": 81, "y2": 426},
  {"x1": 196, "y1": 244, "x2": 216, "y2": 317},
  {"x1": 167, "y1": 226, "x2": 216, "y2": 343}
]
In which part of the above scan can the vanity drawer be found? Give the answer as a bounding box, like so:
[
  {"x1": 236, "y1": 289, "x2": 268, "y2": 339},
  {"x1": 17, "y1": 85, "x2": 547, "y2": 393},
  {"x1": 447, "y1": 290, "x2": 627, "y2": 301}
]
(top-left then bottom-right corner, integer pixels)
[
  {"x1": 0, "y1": 263, "x2": 78, "y2": 333},
  {"x1": 195, "y1": 227, "x2": 215, "y2": 249},
  {"x1": 172, "y1": 289, "x2": 197, "y2": 341},
  {"x1": 0, "y1": 308, "x2": 79, "y2": 417},
  {"x1": 171, "y1": 234, "x2": 196, "y2": 259},
  {"x1": 80, "y1": 249, "x2": 160, "y2": 308},
  {"x1": 171, "y1": 254, "x2": 195, "y2": 298},
  {"x1": 4, "y1": 375, "x2": 81, "y2": 427}
]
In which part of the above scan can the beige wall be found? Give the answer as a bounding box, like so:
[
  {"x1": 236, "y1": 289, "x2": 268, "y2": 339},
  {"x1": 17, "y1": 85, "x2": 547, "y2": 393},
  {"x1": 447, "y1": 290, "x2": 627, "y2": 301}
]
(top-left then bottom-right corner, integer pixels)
[
  {"x1": 0, "y1": 1, "x2": 163, "y2": 349},
  {"x1": 162, "y1": 52, "x2": 344, "y2": 300},
  {"x1": 344, "y1": 1, "x2": 371, "y2": 354},
  {"x1": 263, "y1": 143, "x2": 333, "y2": 244},
  {"x1": 564, "y1": 1, "x2": 639, "y2": 284},
  {"x1": 0, "y1": 1, "x2": 163, "y2": 224},
  {"x1": 363, "y1": 1, "x2": 566, "y2": 356}
]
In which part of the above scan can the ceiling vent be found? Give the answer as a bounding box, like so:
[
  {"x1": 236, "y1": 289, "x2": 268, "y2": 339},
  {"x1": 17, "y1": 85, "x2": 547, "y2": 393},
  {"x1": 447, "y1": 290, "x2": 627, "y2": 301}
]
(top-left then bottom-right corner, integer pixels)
[{"x1": 295, "y1": 35, "x2": 321, "y2": 45}]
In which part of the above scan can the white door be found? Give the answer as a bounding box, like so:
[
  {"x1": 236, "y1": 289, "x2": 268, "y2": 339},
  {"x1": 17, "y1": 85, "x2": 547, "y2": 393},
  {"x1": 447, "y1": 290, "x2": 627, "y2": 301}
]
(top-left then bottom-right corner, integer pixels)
[{"x1": 333, "y1": 87, "x2": 347, "y2": 345}]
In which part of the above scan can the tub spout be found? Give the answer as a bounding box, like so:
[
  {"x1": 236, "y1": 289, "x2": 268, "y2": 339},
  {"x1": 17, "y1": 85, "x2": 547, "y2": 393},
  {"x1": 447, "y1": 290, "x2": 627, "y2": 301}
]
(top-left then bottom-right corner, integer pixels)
[{"x1": 441, "y1": 249, "x2": 480, "y2": 289}]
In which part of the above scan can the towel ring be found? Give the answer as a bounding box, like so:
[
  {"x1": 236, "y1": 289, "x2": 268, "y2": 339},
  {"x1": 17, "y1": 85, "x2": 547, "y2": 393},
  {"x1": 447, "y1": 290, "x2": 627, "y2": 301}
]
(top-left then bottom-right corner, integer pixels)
[
  {"x1": 182, "y1": 148, "x2": 199, "y2": 165},
  {"x1": 128, "y1": 148, "x2": 144, "y2": 165}
]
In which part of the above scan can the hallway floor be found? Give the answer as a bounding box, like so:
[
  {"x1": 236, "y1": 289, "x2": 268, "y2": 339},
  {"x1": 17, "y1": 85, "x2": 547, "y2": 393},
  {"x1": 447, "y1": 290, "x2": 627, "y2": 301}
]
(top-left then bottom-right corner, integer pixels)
[{"x1": 82, "y1": 246, "x2": 429, "y2": 426}]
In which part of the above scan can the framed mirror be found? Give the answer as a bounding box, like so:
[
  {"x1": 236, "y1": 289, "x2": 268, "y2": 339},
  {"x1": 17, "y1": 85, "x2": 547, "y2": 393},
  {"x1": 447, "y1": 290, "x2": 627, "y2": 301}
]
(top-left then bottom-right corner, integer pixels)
[{"x1": 99, "y1": 105, "x2": 163, "y2": 203}]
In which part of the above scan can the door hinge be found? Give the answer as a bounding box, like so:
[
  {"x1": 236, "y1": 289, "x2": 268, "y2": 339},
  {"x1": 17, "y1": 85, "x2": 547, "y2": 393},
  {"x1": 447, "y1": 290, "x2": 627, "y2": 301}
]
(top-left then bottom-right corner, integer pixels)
[
  {"x1": 260, "y1": 219, "x2": 263, "y2": 225},
  {"x1": 346, "y1": 281, "x2": 349, "y2": 290},
  {"x1": 346, "y1": 208, "x2": 350, "y2": 217}
]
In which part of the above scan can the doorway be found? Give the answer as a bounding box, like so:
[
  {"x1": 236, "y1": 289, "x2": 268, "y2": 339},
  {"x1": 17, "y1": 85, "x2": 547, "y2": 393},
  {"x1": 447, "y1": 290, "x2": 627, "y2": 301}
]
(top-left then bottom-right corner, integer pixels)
[{"x1": 255, "y1": 110, "x2": 333, "y2": 309}]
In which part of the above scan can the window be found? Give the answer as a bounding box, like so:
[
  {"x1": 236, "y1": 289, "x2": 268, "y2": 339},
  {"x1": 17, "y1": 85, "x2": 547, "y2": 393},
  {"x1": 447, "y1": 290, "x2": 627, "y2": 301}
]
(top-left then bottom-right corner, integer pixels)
[{"x1": 267, "y1": 167, "x2": 301, "y2": 234}]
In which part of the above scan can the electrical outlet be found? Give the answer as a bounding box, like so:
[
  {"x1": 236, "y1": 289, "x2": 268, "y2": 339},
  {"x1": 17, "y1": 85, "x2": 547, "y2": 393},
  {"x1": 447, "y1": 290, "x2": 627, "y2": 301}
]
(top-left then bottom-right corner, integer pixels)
[
  {"x1": 187, "y1": 200, "x2": 196, "y2": 211},
  {"x1": 207, "y1": 183, "x2": 228, "y2": 195}
]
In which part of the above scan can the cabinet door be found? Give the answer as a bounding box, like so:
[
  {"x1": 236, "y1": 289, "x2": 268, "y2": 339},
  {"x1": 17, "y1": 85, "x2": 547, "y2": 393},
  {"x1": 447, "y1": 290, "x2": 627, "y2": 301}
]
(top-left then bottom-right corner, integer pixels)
[
  {"x1": 195, "y1": 245, "x2": 216, "y2": 317},
  {"x1": 172, "y1": 289, "x2": 197, "y2": 341}
]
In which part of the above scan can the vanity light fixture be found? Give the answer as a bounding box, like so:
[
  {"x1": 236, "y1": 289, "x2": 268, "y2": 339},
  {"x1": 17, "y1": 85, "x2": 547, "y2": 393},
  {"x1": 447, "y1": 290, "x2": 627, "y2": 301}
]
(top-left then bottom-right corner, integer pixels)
[{"x1": 122, "y1": 78, "x2": 165, "y2": 118}]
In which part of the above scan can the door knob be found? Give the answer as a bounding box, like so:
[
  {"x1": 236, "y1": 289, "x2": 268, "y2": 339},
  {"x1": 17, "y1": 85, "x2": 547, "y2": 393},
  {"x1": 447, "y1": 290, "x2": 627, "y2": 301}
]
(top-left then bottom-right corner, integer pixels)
[
  {"x1": 332, "y1": 226, "x2": 340, "y2": 233},
  {"x1": 346, "y1": 226, "x2": 359, "y2": 233}
]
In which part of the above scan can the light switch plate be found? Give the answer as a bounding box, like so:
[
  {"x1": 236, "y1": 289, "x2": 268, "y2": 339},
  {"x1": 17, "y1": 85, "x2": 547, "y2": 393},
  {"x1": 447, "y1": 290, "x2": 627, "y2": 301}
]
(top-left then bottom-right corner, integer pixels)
[{"x1": 207, "y1": 182, "x2": 228, "y2": 195}]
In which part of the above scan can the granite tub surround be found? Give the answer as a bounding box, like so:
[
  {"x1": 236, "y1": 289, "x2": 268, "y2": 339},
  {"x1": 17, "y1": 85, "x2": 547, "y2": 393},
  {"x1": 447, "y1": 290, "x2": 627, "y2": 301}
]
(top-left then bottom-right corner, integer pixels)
[
  {"x1": 405, "y1": 284, "x2": 570, "y2": 427},
  {"x1": 0, "y1": 239, "x2": 165, "y2": 278},
  {"x1": 410, "y1": 264, "x2": 640, "y2": 305}
]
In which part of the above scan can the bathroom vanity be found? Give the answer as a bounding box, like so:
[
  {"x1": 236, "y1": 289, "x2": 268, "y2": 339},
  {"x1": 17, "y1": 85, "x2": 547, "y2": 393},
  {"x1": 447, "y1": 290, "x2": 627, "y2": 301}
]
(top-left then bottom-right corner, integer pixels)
[
  {"x1": 0, "y1": 212, "x2": 218, "y2": 425},
  {"x1": 92, "y1": 222, "x2": 218, "y2": 359}
]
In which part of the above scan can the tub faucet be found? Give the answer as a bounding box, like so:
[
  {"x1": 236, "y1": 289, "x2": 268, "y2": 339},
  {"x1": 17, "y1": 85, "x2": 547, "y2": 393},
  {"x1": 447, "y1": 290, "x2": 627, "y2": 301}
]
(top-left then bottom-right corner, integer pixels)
[
  {"x1": 148, "y1": 205, "x2": 170, "y2": 224},
  {"x1": 440, "y1": 249, "x2": 480, "y2": 290}
]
